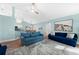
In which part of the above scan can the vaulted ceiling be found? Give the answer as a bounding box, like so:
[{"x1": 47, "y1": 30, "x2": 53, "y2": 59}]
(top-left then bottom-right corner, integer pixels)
[{"x1": 0, "y1": 3, "x2": 79, "y2": 24}]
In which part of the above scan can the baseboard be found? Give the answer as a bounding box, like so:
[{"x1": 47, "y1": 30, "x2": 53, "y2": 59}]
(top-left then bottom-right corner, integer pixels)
[{"x1": 0, "y1": 39, "x2": 17, "y2": 43}]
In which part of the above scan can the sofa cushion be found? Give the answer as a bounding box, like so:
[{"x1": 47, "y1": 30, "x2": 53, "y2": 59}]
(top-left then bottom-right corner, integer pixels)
[
  {"x1": 50, "y1": 32, "x2": 55, "y2": 35},
  {"x1": 66, "y1": 33, "x2": 75, "y2": 39},
  {"x1": 31, "y1": 32, "x2": 41, "y2": 37},
  {"x1": 55, "y1": 32, "x2": 67, "y2": 37},
  {"x1": 21, "y1": 32, "x2": 30, "y2": 38},
  {"x1": 24, "y1": 36, "x2": 43, "y2": 42},
  {"x1": 51, "y1": 35, "x2": 66, "y2": 42}
]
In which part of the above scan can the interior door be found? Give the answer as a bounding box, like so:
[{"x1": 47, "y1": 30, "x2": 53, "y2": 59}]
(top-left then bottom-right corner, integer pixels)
[{"x1": 44, "y1": 22, "x2": 51, "y2": 38}]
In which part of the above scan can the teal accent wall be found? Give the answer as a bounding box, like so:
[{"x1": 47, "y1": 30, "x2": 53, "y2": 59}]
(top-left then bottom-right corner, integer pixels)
[
  {"x1": 0, "y1": 7, "x2": 16, "y2": 41},
  {"x1": 0, "y1": 15, "x2": 16, "y2": 40}
]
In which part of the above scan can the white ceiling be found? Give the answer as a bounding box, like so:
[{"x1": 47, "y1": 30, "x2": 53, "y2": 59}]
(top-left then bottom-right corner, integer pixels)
[{"x1": 0, "y1": 3, "x2": 79, "y2": 24}]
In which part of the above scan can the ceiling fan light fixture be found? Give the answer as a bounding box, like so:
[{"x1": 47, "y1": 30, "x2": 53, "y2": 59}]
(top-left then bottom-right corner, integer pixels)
[{"x1": 31, "y1": 3, "x2": 39, "y2": 14}]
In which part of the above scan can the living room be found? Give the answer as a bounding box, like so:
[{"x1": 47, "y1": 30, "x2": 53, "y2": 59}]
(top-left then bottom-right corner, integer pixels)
[{"x1": 0, "y1": 3, "x2": 79, "y2": 55}]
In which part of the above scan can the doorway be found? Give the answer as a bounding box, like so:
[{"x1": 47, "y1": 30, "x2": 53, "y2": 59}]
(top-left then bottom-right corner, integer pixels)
[{"x1": 44, "y1": 22, "x2": 52, "y2": 38}]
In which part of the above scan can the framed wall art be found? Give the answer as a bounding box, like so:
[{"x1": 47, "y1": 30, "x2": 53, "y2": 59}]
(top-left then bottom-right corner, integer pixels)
[{"x1": 54, "y1": 19, "x2": 73, "y2": 32}]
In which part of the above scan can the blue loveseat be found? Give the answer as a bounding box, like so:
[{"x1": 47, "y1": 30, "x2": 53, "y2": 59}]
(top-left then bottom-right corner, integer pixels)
[
  {"x1": 0, "y1": 44, "x2": 7, "y2": 55},
  {"x1": 48, "y1": 32, "x2": 78, "y2": 47},
  {"x1": 21, "y1": 32, "x2": 44, "y2": 46}
]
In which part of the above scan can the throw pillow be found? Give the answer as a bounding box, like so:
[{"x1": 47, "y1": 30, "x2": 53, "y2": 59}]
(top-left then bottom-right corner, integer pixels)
[
  {"x1": 66, "y1": 33, "x2": 75, "y2": 39},
  {"x1": 50, "y1": 32, "x2": 55, "y2": 35}
]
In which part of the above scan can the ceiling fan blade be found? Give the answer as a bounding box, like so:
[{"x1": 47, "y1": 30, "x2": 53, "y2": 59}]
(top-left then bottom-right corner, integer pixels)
[{"x1": 34, "y1": 10, "x2": 39, "y2": 14}]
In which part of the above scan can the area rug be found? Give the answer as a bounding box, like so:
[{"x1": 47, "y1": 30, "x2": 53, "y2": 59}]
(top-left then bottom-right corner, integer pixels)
[{"x1": 6, "y1": 40, "x2": 68, "y2": 55}]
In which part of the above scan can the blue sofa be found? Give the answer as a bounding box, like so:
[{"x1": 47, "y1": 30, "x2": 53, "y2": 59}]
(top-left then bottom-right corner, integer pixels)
[
  {"x1": 21, "y1": 32, "x2": 44, "y2": 46},
  {"x1": 48, "y1": 32, "x2": 78, "y2": 47},
  {"x1": 0, "y1": 44, "x2": 7, "y2": 55}
]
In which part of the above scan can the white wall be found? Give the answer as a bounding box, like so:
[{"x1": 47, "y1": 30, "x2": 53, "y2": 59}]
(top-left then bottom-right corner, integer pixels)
[{"x1": 0, "y1": 4, "x2": 12, "y2": 16}]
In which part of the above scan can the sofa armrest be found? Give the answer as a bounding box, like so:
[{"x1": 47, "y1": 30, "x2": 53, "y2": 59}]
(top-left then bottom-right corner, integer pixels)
[
  {"x1": 0, "y1": 44, "x2": 1, "y2": 47},
  {"x1": 0, "y1": 45, "x2": 7, "y2": 55},
  {"x1": 73, "y1": 34, "x2": 78, "y2": 41},
  {"x1": 2, "y1": 45, "x2": 7, "y2": 49},
  {"x1": 48, "y1": 34, "x2": 51, "y2": 39},
  {"x1": 72, "y1": 38, "x2": 77, "y2": 41}
]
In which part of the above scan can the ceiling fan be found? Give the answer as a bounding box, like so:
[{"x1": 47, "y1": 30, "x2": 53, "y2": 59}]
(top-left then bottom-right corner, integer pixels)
[{"x1": 32, "y1": 3, "x2": 39, "y2": 14}]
